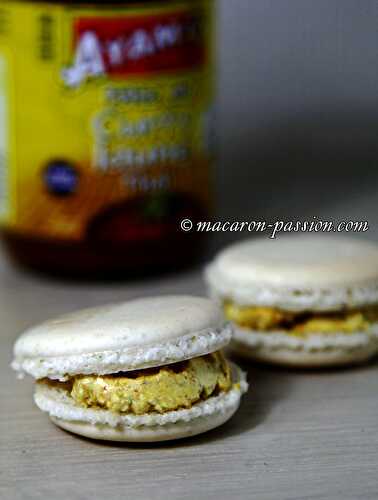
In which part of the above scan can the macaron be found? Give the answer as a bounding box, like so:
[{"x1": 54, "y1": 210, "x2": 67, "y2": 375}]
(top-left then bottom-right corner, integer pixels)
[
  {"x1": 205, "y1": 236, "x2": 378, "y2": 368},
  {"x1": 12, "y1": 295, "x2": 247, "y2": 442}
]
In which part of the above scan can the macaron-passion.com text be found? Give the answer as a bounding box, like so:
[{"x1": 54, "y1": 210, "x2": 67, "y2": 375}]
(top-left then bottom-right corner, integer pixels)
[{"x1": 180, "y1": 218, "x2": 369, "y2": 239}]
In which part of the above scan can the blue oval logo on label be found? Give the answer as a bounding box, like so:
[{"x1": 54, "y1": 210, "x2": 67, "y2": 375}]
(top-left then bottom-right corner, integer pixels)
[{"x1": 44, "y1": 160, "x2": 79, "y2": 196}]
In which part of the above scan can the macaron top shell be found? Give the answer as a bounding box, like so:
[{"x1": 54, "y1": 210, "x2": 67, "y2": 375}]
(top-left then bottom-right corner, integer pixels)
[
  {"x1": 206, "y1": 236, "x2": 378, "y2": 311},
  {"x1": 12, "y1": 296, "x2": 232, "y2": 380}
]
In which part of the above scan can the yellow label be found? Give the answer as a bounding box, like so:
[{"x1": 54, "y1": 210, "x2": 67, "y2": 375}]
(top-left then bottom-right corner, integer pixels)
[{"x1": 0, "y1": 1, "x2": 214, "y2": 241}]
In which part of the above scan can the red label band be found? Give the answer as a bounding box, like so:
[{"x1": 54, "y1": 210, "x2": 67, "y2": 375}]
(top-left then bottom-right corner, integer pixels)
[{"x1": 72, "y1": 10, "x2": 206, "y2": 78}]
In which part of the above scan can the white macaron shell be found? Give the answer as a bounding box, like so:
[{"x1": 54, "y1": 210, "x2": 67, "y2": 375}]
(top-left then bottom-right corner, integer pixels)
[
  {"x1": 230, "y1": 324, "x2": 378, "y2": 368},
  {"x1": 206, "y1": 236, "x2": 378, "y2": 311},
  {"x1": 12, "y1": 296, "x2": 232, "y2": 379},
  {"x1": 231, "y1": 341, "x2": 377, "y2": 368}
]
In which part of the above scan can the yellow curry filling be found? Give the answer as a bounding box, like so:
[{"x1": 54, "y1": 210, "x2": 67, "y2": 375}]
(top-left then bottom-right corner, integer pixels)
[
  {"x1": 224, "y1": 301, "x2": 378, "y2": 336},
  {"x1": 43, "y1": 351, "x2": 232, "y2": 415}
]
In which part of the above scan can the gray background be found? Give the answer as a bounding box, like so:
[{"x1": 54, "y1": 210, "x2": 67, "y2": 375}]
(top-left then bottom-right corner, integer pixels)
[{"x1": 217, "y1": 0, "x2": 378, "y2": 240}]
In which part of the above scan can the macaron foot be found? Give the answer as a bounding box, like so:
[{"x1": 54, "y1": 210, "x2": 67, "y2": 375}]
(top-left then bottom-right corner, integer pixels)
[{"x1": 231, "y1": 340, "x2": 377, "y2": 369}]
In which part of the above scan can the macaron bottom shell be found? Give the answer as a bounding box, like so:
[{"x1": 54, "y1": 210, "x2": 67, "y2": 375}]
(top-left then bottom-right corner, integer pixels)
[
  {"x1": 49, "y1": 403, "x2": 239, "y2": 443},
  {"x1": 230, "y1": 328, "x2": 378, "y2": 369},
  {"x1": 35, "y1": 363, "x2": 248, "y2": 443}
]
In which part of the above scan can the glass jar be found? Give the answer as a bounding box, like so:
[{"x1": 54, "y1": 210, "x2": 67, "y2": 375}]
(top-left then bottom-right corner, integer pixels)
[{"x1": 0, "y1": 0, "x2": 214, "y2": 277}]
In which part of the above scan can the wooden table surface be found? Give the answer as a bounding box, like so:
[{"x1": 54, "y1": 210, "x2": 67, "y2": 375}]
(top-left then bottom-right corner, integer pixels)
[{"x1": 0, "y1": 246, "x2": 377, "y2": 500}]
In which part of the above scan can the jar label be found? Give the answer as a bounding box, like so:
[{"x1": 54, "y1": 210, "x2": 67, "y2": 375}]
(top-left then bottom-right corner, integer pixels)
[{"x1": 0, "y1": 1, "x2": 214, "y2": 241}]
